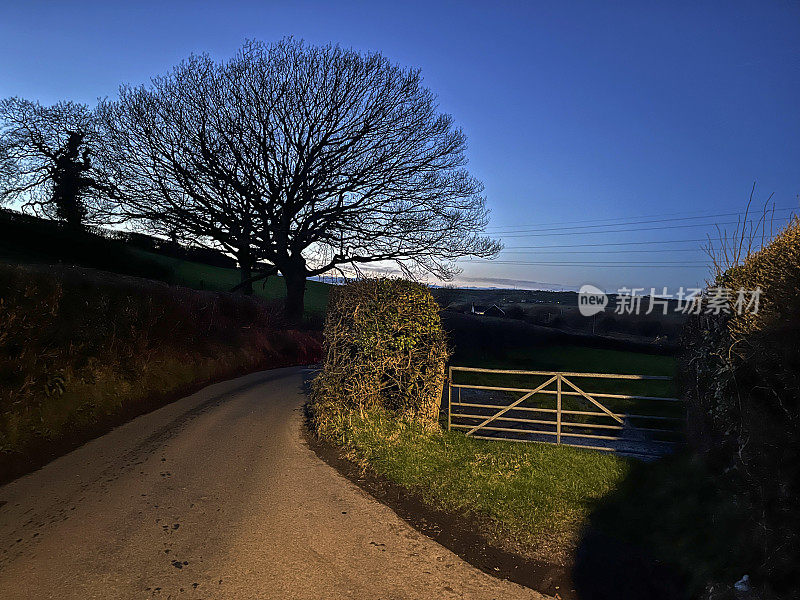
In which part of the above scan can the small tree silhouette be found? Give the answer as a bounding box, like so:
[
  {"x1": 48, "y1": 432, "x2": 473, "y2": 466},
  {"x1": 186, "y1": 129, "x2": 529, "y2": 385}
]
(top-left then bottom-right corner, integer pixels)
[{"x1": 0, "y1": 98, "x2": 112, "y2": 230}]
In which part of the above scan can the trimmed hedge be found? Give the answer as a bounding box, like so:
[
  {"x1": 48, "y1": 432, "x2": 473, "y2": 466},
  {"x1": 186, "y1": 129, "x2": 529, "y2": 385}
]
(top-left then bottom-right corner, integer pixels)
[
  {"x1": 311, "y1": 278, "x2": 448, "y2": 434},
  {"x1": 681, "y1": 216, "x2": 800, "y2": 595}
]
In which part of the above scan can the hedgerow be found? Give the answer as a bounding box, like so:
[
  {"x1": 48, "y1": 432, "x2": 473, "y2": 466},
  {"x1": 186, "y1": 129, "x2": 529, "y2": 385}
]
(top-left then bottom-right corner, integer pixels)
[
  {"x1": 681, "y1": 216, "x2": 800, "y2": 596},
  {"x1": 0, "y1": 263, "x2": 321, "y2": 480}
]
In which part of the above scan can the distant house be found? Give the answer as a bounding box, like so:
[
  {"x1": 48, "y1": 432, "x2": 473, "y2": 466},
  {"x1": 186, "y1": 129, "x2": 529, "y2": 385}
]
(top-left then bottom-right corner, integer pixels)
[{"x1": 470, "y1": 303, "x2": 506, "y2": 317}]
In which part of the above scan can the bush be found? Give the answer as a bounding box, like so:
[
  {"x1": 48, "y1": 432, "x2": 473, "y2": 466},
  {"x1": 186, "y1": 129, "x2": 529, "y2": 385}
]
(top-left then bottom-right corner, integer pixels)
[
  {"x1": 311, "y1": 278, "x2": 448, "y2": 435},
  {"x1": 0, "y1": 262, "x2": 321, "y2": 479},
  {"x1": 681, "y1": 216, "x2": 800, "y2": 596}
]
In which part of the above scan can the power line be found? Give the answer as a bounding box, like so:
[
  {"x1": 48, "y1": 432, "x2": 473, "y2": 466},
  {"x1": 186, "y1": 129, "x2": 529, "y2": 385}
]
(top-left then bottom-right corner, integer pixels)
[
  {"x1": 486, "y1": 206, "x2": 796, "y2": 232},
  {"x1": 462, "y1": 260, "x2": 708, "y2": 268},
  {"x1": 486, "y1": 207, "x2": 753, "y2": 229},
  {"x1": 496, "y1": 218, "x2": 786, "y2": 238},
  {"x1": 503, "y1": 238, "x2": 709, "y2": 249},
  {"x1": 491, "y1": 209, "x2": 795, "y2": 234},
  {"x1": 502, "y1": 248, "x2": 704, "y2": 254},
  {"x1": 467, "y1": 259, "x2": 708, "y2": 264}
]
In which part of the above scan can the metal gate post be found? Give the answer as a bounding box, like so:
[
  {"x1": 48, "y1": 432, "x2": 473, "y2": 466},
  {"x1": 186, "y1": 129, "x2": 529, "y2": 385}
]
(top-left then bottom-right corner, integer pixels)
[
  {"x1": 447, "y1": 365, "x2": 452, "y2": 431},
  {"x1": 556, "y1": 375, "x2": 562, "y2": 444}
]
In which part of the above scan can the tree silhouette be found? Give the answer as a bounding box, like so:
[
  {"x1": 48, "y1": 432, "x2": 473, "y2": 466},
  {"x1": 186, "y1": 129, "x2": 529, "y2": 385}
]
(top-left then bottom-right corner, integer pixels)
[
  {"x1": 100, "y1": 39, "x2": 501, "y2": 319},
  {"x1": 0, "y1": 98, "x2": 110, "y2": 230}
]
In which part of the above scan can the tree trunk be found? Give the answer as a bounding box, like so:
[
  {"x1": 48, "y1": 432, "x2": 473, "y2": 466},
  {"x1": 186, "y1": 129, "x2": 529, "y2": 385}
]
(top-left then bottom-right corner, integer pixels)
[
  {"x1": 283, "y1": 267, "x2": 307, "y2": 324},
  {"x1": 237, "y1": 254, "x2": 254, "y2": 295},
  {"x1": 64, "y1": 203, "x2": 85, "y2": 232}
]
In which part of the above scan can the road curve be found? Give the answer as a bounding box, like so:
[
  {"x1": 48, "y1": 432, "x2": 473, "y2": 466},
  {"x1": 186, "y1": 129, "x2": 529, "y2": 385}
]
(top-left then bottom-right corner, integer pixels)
[{"x1": 0, "y1": 367, "x2": 547, "y2": 599}]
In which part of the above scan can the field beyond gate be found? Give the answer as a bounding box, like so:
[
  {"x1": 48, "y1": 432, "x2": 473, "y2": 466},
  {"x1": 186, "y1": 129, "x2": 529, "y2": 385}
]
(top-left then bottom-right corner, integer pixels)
[{"x1": 447, "y1": 366, "x2": 685, "y2": 457}]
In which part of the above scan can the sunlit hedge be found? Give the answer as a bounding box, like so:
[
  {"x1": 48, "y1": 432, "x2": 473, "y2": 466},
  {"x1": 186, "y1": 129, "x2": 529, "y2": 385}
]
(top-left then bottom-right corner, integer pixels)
[{"x1": 311, "y1": 278, "x2": 448, "y2": 435}]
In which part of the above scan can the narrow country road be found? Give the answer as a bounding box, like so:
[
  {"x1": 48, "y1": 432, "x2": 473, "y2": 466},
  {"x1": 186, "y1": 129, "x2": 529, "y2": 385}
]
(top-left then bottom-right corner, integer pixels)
[{"x1": 0, "y1": 367, "x2": 547, "y2": 599}]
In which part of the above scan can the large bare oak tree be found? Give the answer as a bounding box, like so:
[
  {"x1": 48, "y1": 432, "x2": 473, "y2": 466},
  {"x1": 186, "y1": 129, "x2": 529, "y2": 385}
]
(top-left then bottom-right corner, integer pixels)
[{"x1": 100, "y1": 39, "x2": 500, "y2": 320}]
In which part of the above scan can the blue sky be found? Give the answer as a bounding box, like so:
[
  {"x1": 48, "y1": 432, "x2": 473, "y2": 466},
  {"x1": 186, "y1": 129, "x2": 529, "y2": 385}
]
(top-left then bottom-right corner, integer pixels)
[{"x1": 1, "y1": 1, "x2": 798, "y2": 292}]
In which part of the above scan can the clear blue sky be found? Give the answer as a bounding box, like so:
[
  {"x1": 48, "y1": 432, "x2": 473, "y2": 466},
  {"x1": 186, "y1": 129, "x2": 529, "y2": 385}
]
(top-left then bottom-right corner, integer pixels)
[{"x1": 2, "y1": 1, "x2": 798, "y2": 292}]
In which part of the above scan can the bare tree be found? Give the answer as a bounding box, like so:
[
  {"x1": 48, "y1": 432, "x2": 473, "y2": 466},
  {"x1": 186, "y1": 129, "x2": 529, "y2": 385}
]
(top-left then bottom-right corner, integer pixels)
[
  {"x1": 99, "y1": 39, "x2": 501, "y2": 319},
  {"x1": 96, "y1": 54, "x2": 266, "y2": 295},
  {"x1": 0, "y1": 98, "x2": 111, "y2": 230}
]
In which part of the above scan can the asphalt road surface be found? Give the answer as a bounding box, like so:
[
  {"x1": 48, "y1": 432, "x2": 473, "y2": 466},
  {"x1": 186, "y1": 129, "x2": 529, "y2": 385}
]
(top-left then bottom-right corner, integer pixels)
[{"x1": 0, "y1": 367, "x2": 547, "y2": 599}]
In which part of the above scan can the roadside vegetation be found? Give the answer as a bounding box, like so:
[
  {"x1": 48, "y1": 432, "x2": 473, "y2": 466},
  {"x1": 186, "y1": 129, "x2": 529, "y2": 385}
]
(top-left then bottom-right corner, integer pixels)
[
  {"x1": 310, "y1": 278, "x2": 634, "y2": 566},
  {"x1": 583, "y1": 452, "x2": 753, "y2": 598},
  {"x1": 324, "y1": 407, "x2": 747, "y2": 595},
  {"x1": 311, "y1": 278, "x2": 448, "y2": 431},
  {"x1": 0, "y1": 262, "x2": 321, "y2": 481},
  {"x1": 680, "y1": 216, "x2": 800, "y2": 598},
  {"x1": 311, "y1": 275, "x2": 775, "y2": 599}
]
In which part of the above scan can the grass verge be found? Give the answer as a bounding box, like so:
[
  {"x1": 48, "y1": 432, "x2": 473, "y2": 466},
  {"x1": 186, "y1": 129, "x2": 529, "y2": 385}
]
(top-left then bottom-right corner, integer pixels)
[
  {"x1": 314, "y1": 401, "x2": 751, "y2": 599},
  {"x1": 316, "y1": 405, "x2": 630, "y2": 565},
  {"x1": 584, "y1": 452, "x2": 753, "y2": 598}
]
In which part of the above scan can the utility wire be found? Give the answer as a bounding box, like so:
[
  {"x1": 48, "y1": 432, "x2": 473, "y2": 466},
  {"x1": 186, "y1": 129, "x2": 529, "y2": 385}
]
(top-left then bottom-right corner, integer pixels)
[
  {"x1": 496, "y1": 218, "x2": 787, "y2": 238},
  {"x1": 463, "y1": 260, "x2": 708, "y2": 268},
  {"x1": 502, "y1": 248, "x2": 704, "y2": 254},
  {"x1": 503, "y1": 238, "x2": 709, "y2": 249},
  {"x1": 486, "y1": 206, "x2": 796, "y2": 232},
  {"x1": 486, "y1": 207, "x2": 756, "y2": 229},
  {"x1": 467, "y1": 259, "x2": 708, "y2": 264}
]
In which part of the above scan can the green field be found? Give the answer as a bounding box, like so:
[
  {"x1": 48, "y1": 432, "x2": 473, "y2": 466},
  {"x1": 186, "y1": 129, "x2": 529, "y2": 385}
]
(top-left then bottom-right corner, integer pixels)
[
  {"x1": 451, "y1": 344, "x2": 678, "y2": 404},
  {"x1": 0, "y1": 211, "x2": 331, "y2": 319},
  {"x1": 452, "y1": 343, "x2": 675, "y2": 375},
  {"x1": 126, "y1": 248, "x2": 331, "y2": 316}
]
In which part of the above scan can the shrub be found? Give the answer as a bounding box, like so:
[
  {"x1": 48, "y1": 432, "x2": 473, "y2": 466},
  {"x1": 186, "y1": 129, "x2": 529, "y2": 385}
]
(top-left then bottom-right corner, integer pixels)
[
  {"x1": 311, "y1": 278, "x2": 448, "y2": 435},
  {"x1": 681, "y1": 216, "x2": 800, "y2": 595},
  {"x1": 0, "y1": 262, "x2": 321, "y2": 479}
]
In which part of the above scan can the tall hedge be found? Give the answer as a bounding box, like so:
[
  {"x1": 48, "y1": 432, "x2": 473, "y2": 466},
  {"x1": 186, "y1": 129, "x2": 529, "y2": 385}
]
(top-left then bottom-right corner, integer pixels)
[
  {"x1": 681, "y1": 217, "x2": 800, "y2": 595},
  {"x1": 311, "y1": 278, "x2": 448, "y2": 432},
  {"x1": 0, "y1": 263, "x2": 321, "y2": 480}
]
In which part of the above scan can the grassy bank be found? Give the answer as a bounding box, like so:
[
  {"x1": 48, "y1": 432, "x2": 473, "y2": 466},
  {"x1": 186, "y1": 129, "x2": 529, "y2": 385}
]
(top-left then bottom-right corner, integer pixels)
[
  {"x1": 317, "y1": 405, "x2": 630, "y2": 564},
  {"x1": 584, "y1": 452, "x2": 753, "y2": 597},
  {"x1": 0, "y1": 262, "x2": 321, "y2": 480},
  {"x1": 315, "y1": 404, "x2": 746, "y2": 598}
]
